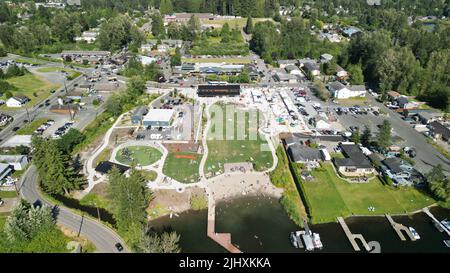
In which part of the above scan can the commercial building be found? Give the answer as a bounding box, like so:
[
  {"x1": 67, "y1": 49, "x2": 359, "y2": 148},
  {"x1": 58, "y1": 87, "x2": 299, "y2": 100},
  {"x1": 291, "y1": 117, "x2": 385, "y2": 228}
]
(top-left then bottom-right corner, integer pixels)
[
  {"x1": 197, "y1": 85, "x2": 241, "y2": 97},
  {"x1": 132, "y1": 106, "x2": 149, "y2": 125},
  {"x1": 143, "y1": 109, "x2": 175, "y2": 128},
  {"x1": 0, "y1": 135, "x2": 32, "y2": 148},
  {"x1": 95, "y1": 161, "x2": 130, "y2": 175}
]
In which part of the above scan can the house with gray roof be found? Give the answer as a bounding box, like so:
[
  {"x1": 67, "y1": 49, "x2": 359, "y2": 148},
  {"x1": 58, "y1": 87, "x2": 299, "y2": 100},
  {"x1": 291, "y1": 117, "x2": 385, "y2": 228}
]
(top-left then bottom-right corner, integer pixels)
[
  {"x1": 287, "y1": 144, "x2": 322, "y2": 166},
  {"x1": 334, "y1": 143, "x2": 375, "y2": 177}
]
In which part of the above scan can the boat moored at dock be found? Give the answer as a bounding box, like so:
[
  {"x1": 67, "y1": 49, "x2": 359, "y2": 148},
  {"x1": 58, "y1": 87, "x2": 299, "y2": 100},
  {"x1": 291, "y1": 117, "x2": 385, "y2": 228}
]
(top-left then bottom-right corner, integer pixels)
[{"x1": 408, "y1": 227, "x2": 420, "y2": 240}]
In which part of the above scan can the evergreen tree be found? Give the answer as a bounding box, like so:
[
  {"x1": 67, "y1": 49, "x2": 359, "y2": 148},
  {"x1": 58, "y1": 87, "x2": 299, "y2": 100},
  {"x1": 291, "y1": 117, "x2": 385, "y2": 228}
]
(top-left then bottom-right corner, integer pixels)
[
  {"x1": 361, "y1": 126, "x2": 372, "y2": 147},
  {"x1": 159, "y1": 0, "x2": 174, "y2": 15},
  {"x1": 245, "y1": 15, "x2": 253, "y2": 34},
  {"x1": 377, "y1": 120, "x2": 392, "y2": 152}
]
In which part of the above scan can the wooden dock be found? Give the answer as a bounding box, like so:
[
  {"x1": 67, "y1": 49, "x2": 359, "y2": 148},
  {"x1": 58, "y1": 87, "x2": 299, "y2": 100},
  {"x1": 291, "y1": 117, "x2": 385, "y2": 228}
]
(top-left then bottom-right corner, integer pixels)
[
  {"x1": 385, "y1": 214, "x2": 416, "y2": 241},
  {"x1": 207, "y1": 197, "x2": 242, "y2": 253},
  {"x1": 337, "y1": 217, "x2": 371, "y2": 252},
  {"x1": 423, "y1": 208, "x2": 450, "y2": 236}
]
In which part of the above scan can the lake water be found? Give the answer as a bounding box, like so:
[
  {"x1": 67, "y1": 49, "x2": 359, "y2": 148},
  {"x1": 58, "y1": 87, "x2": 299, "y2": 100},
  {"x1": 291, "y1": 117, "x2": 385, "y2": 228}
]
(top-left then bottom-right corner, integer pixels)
[{"x1": 149, "y1": 195, "x2": 450, "y2": 253}]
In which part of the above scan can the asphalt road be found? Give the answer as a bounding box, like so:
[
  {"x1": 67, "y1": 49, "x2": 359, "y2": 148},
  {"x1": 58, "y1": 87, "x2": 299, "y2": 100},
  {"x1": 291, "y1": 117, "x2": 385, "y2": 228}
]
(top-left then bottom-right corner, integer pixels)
[
  {"x1": 18, "y1": 165, "x2": 128, "y2": 253},
  {"x1": 0, "y1": 75, "x2": 85, "y2": 145}
]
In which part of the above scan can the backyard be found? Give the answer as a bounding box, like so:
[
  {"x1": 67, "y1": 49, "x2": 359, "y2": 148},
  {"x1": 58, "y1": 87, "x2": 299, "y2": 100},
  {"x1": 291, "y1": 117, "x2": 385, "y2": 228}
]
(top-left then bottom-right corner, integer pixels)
[
  {"x1": 296, "y1": 163, "x2": 435, "y2": 223},
  {"x1": 115, "y1": 146, "x2": 162, "y2": 166},
  {"x1": 205, "y1": 103, "x2": 273, "y2": 175},
  {"x1": 162, "y1": 152, "x2": 200, "y2": 183},
  {"x1": 4, "y1": 73, "x2": 60, "y2": 109}
]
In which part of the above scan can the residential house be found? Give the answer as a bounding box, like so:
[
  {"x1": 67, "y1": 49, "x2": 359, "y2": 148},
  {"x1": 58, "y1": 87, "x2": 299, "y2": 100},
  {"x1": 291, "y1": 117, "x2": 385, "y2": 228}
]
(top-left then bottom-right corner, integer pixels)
[
  {"x1": 285, "y1": 64, "x2": 303, "y2": 76},
  {"x1": 335, "y1": 65, "x2": 348, "y2": 79},
  {"x1": 274, "y1": 71, "x2": 298, "y2": 83},
  {"x1": 381, "y1": 157, "x2": 414, "y2": 186},
  {"x1": 6, "y1": 95, "x2": 30, "y2": 108},
  {"x1": 320, "y1": 53, "x2": 333, "y2": 63},
  {"x1": 287, "y1": 144, "x2": 322, "y2": 167},
  {"x1": 0, "y1": 155, "x2": 28, "y2": 171},
  {"x1": 397, "y1": 96, "x2": 418, "y2": 109},
  {"x1": 328, "y1": 81, "x2": 366, "y2": 99},
  {"x1": 334, "y1": 143, "x2": 375, "y2": 177},
  {"x1": 428, "y1": 121, "x2": 450, "y2": 142},
  {"x1": 387, "y1": 90, "x2": 401, "y2": 101},
  {"x1": 277, "y1": 59, "x2": 298, "y2": 69},
  {"x1": 0, "y1": 163, "x2": 12, "y2": 182},
  {"x1": 303, "y1": 62, "x2": 320, "y2": 76}
]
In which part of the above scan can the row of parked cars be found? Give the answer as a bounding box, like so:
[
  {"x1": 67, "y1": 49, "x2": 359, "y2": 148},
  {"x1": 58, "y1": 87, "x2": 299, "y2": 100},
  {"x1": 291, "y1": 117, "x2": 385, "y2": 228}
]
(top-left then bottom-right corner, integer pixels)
[
  {"x1": 52, "y1": 121, "x2": 74, "y2": 139},
  {"x1": 34, "y1": 119, "x2": 55, "y2": 135}
]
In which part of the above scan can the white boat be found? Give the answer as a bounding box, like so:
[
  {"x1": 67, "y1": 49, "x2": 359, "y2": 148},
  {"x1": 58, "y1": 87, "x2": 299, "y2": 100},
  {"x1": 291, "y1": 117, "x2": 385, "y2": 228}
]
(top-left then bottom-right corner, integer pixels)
[
  {"x1": 312, "y1": 233, "x2": 323, "y2": 249},
  {"x1": 444, "y1": 240, "x2": 450, "y2": 248},
  {"x1": 408, "y1": 227, "x2": 420, "y2": 240},
  {"x1": 441, "y1": 220, "x2": 450, "y2": 233},
  {"x1": 290, "y1": 232, "x2": 299, "y2": 248},
  {"x1": 302, "y1": 234, "x2": 314, "y2": 251},
  {"x1": 290, "y1": 231, "x2": 304, "y2": 249}
]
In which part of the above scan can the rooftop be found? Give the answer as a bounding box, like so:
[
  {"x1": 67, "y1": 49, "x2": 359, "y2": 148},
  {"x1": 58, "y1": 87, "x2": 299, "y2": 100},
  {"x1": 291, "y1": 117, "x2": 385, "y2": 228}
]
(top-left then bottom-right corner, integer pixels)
[{"x1": 143, "y1": 109, "x2": 175, "y2": 123}]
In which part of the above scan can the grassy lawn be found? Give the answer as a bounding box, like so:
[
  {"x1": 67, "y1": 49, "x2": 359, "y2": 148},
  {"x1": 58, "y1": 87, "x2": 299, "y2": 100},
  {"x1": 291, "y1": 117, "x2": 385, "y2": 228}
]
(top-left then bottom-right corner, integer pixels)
[
  {"x1": 189, "y1": 36, "x2": 249, "y2": 56},
  {"x1": 115, "y1": 146, "x2": 162, "y2": 166},
  {"x1": 182, "y1": 57, "x2": 252, "y2": 64},
  {"x1": 0, "y1": 191, "x2": 18, "y2": 198},
  {"x1": 269, "y1": 146, "x2": 308, "y2": 226},
  {"x1": 297, "y1": 163, "x2": 435, "y2": 223},
  {"x1": 16, "y1": 118, "x2": 48, "y2": 135},
  {"x1": 14, "y1": 58, "x2": 46, "y2": 65},
  {"x1": 79, "y1": 193, "x2": 109, "y2": 210},
  {"x1": 205, "y1": 103, "x2": 273, "y2": 175},
  {"x1": 36, "y1": 67, "x2": 82, "y2": 80},
  {"x1": 4, "y1": 73, "x2": 60, "y2": 109},
  {"x1": 138, "y1": 170, "x2": 158, "y2": 182},
  {"x1": 163, "y1": 152, "x2": 200, "y2": 183}
]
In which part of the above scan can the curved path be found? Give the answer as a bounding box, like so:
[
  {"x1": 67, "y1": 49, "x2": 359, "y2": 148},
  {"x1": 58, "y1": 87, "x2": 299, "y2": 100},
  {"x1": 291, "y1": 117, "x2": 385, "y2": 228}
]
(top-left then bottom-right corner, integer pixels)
[{"x1": 19, "y1": 166, "x2": 128, "y2": 253}]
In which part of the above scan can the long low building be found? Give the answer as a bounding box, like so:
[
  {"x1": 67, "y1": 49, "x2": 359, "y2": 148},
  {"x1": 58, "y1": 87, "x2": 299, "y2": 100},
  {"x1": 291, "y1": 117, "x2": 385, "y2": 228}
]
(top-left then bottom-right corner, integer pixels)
[
  {"x1": 143, "y1": 108, "x2": 175, "y2": 128},
  {"x1": 197, "y1": 84, "x2": 241, "y2": 97}
]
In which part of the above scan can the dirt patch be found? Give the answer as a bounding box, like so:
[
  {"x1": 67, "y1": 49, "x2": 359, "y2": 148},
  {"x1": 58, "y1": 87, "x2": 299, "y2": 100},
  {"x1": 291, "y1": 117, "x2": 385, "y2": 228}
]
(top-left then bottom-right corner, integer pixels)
[
  {"x1": 90, "y1": 182, "x2": 109, "y2": 199},
  {"x1": 148, "y1": 187, "x2": 205, "y2": 216},
  {"x1": 58, "y1": 224, "x2": 96, "y2": 252},
  {"x1": 164, "y1": 142, "x2": 201, "y2": 153},
  {"x1": 0, "y1": 197, "x2": 19, "y2": 213}
]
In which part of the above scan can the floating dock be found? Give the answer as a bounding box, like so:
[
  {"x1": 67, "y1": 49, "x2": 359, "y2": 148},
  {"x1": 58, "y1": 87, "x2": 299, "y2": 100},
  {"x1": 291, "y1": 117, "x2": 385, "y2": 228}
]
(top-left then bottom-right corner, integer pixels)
[
  {"x1": 337, "y1": 217, "x2": 371, "y2": 252},
  {"x1": 207, "y1": 197, "x2": 242, "y2": 253},
  {"x1": 385, "y1": 214, "x2": 416, "y2": 241},
  {"x1": 422, "y1": 208, "x2": 450, "y2": 236}
]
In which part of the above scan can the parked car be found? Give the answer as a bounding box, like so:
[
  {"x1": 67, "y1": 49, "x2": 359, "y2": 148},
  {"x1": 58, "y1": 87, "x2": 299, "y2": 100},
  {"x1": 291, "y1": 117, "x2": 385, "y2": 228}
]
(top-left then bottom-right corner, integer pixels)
[
  {"x1": 115, "y1": 243, "x2": 124, "y2": 252},
  {"x1": 12, "y1": 126, "x2": 20, "y2": 132}
]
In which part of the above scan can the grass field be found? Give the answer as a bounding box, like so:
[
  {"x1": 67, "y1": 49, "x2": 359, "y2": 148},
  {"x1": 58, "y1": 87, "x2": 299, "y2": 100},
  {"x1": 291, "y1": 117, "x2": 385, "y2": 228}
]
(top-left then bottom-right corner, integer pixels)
[
  {"x1": 297, "y1": 163, "x2": 435, "y2": 223},
  {"x1": 4, "y1": 73, "x2": 60, "y2": 109},
  {"x1": 16, "y1": 118, "x2": 48, "y2": 135},
  {"x1": 163, "y1": 152, "x2": 200, "y2": 183},
  {"x1": 115, "y1": 146, "x2": 162, "y2": 166},
  {"x1": 205, "y1": 103, "x2": 273, "y2": 175},
  {"x1": 0, "y1": 191, "x2": 18, "y2": 198},
  {"x1": 181, "y1": 57, "x2": 252, "y2": 64}
]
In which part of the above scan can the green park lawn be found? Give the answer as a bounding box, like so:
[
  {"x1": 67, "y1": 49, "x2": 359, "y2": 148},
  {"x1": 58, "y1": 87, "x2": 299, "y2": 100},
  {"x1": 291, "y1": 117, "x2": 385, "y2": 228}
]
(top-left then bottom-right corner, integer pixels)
[
  {"x1": 115, "y1": 146, "x2": 162, "y2": 166},
  {"x1": 163, "y1": 152, "x2": 200, "y2": 183},
  {"x1": 0, "y1": 191, "x2": 18, "y2": 199},
  {"x1": 297, "y1": 163, "x2": 435, "y2": 223},
  {"x1": 16, "y1": 118, "x2": 48, "y2": 135},
  {"x1": 205, "y1": 103, "x2": 273, "y2": 175},
  {"x1": 4, "y1": 73, "x2": 60, "y2": 109}
]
